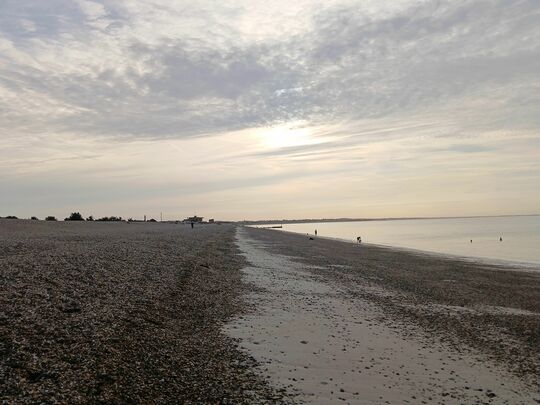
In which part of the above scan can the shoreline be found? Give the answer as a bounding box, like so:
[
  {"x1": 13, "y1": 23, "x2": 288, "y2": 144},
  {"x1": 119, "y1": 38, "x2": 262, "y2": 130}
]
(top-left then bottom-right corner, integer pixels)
[
  {"x1": 228, "y1": 227, "x2": 540, "y2": 403},
  {"x1": 249, "y1": 226, "x2": 540, "y2": 270},
  {"x1": 241, "y1": 226, "x2": 540, "y2": 393}
]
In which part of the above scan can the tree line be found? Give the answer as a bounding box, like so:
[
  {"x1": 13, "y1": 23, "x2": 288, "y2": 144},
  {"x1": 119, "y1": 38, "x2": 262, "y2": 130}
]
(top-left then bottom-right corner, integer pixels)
[{"x1": 1, "y1": 213, "x2": 152, "y2": 222}]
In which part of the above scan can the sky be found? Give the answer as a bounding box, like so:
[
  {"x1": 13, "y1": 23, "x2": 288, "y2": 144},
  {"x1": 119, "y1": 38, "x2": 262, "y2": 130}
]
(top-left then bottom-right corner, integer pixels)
[{"x1": 1, "y1": 0, "x2": 539, "y2": 221}]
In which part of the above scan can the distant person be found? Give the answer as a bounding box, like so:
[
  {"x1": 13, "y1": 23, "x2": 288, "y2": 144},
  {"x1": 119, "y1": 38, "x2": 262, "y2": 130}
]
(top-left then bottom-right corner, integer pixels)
[
  {"x1": 500, "y1": 237, "x2": 503, "y2": 242},
  {"x1": 191, "y1": 222, "x2": 194, "y2": 229},
  {"x1": 315, "y1": 229, "x2": 317, "y2": 236},
  {"x1": 357, "y1": 236, "x2": 362, "y2": 244},
  {"x1": 470, "y1": 239, "x2": 473, "y2": 243}
]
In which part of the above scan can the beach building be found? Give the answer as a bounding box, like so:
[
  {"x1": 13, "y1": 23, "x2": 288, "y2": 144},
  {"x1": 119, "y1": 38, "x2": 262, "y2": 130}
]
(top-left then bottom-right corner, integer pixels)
[{"x1": 183, "y1": 215, "x2": 204, "y2": 223}]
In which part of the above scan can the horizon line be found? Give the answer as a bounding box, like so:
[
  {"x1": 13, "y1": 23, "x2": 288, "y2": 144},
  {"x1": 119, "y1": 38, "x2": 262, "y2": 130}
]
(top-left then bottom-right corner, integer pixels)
[{"x1": 241, "y1": 214, "x2": 540, "y2": 224}]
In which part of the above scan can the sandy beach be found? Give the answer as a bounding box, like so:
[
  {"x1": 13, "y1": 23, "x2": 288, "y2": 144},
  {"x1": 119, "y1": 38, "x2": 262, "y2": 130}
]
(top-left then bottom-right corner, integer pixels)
[{"x1": 1, "y1": 220, "x2": 539, "y2": 403}]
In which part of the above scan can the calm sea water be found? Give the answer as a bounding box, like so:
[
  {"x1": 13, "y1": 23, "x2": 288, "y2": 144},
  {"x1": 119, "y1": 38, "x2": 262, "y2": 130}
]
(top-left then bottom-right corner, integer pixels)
[{"x1": 257, "y1": 216, "x2": 540, "y2": 266}]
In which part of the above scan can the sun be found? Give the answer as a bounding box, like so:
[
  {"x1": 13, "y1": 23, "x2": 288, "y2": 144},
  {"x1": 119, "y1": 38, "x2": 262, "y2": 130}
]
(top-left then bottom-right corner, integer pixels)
[{"x1": 256, "y1": 122, "x2": 317, "y2": 149}]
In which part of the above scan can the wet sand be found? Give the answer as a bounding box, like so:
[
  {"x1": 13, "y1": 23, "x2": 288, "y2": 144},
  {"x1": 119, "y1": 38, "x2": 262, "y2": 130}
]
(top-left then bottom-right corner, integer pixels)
[{"x1": 226, "y1": 227, "x2": 540, "y2": 403}]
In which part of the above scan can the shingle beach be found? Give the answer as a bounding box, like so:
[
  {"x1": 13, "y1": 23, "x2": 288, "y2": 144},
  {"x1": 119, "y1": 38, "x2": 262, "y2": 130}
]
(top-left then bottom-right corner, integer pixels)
[{"x1": 1, "y1": 220, "x2": 539, "y2": 403}]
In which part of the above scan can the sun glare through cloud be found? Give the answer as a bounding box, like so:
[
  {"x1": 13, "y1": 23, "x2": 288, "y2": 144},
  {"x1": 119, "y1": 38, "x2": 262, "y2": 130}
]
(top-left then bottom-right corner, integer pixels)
[
  {"x1": 255, "y1": 122, "x2": 322, "y2": 149},
  {"x1": 0, "y1": 0, "x2": 538, "y2": 221}
]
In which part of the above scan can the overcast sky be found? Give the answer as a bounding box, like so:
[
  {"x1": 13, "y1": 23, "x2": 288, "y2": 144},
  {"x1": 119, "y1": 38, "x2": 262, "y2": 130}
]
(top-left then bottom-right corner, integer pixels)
[{"x1": 1, "y1": 0, "x2": 539, "y2": 220}]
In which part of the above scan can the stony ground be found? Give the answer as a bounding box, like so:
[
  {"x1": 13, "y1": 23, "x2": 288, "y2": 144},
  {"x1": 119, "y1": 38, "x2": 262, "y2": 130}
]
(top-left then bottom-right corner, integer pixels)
[
  {"x1": 2, "y1": 220, "x2": 539, "y2": 404},
  {"x1": 0, "y1": 220, "x2": 285, "y2": 404},
  {"x1": 244, "y1": 227, "x2": 540, "y2": 390}
]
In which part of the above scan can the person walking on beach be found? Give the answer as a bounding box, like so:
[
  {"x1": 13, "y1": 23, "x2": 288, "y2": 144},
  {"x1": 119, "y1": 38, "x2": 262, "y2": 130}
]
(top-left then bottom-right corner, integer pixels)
[
  {"x1": 357, "y1": 236, "x2": 362, "y2": 244},
  {"x1": 191, "y1": 222, "x2": 194, "y2": 229},
  {"x1": 315, "y1": 229, "x2": 317, "y2": 236}
]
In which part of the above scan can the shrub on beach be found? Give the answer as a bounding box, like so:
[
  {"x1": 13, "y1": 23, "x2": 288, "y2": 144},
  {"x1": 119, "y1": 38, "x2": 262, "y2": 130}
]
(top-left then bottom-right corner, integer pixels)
[
  {"x1": 86, "y1": 216, "x2": 94, "y2": 221},
  {"x1": 65, "y1": 212, "x2": 84, "y2": 221},
  {"x1": 31, "y1": 216, "x2": 39, "y2": 220},
  {"x1": 45, "y1": 216, "x2": 57, "y2": 221},
  {"x1": 96, "y1": 216, "x2": 123, "y2": 222}
]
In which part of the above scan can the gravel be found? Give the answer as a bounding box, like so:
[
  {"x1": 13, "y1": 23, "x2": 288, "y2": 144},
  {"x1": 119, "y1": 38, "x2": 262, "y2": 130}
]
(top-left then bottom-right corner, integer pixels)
[{"x1": 0, "y1": 220, "x2": 287, "y2": 404}]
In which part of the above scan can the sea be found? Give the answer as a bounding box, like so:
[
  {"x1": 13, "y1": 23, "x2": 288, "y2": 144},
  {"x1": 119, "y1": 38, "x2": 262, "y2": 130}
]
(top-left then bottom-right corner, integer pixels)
[{"x1": 255, "y1": 215, "x2": 540, "y2": 267}]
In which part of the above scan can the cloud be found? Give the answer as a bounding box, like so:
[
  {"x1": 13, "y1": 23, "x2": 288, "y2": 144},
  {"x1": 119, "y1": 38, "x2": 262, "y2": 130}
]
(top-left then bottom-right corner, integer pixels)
[
  {"x1": 0, "y1": 0, "x2": 539, "y2": 218},
  {"x1": 1, "y1": 0, "x2": 539, "y2": 139}
]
